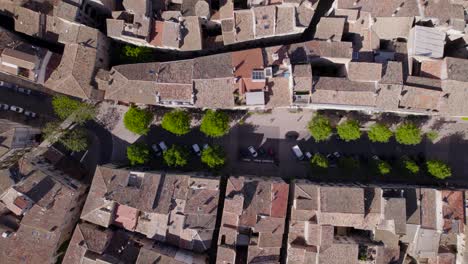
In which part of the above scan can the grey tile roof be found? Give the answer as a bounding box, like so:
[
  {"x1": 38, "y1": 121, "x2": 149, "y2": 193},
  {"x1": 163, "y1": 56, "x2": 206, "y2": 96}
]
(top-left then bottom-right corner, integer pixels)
[
  {"x1": 254, "y1": 6, "x2": 276, "y2": 38},
  {"x1": 347, "y1": 62, "x2": 382, "y2": 82},
  {"x1": 192, "y1": 53, "x2": 233, "y2": 79},
  {"x1": 276, "y1": 6, "x2": 295, "y2": 35},
  {"x1": 320, "y1": 186, "x2": 365, "y2": 214},
  {"x1": 194, "y1": 78, "x2": 236, "y2": 108},
  {"x1": 314, "y1": 17, "x2": 345, "y2": 41}
]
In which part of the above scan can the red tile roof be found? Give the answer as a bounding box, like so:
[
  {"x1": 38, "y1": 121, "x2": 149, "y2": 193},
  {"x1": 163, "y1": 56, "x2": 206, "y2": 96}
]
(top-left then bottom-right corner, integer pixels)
[
  {"x1": 271, "y1": 182, "x2": 289, "y2": 218},
  {"x1": 113, "y1": 204, "x2": 138, "y2": 231}
]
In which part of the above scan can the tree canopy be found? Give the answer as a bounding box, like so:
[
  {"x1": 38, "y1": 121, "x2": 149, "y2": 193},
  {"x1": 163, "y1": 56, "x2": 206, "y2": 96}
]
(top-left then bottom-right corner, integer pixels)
[
  {"x1": 52, "y1": 95, "x2": 95, "y2": 124},
  {"x1": 60, "y1": 128, "x2": 88, "y2": 152},
  {"x1": 123, "y1": 106, "x2": 153, "y2": 135},
  {"x1": 163, "y1": 145, "x2": 189, "y2": 167},
  {"x1": 200, "y1": 110, "x2": 230, "y2": 138},
  {"x1": 308, "y1": 114, "x2": 332, "y2": 142},
  {"x1": 201, "y1": 145, "x2": 226, "y2": 168},
  {"x1": 403, "y1": 158, "x2": 420, "y2": 174},
  {"x1": 337, "y1": 120, "x2": 361, "y2": 142},
  {"x1": 376, "y1": 160, "x2": 391, "y2": 175},
  {"x1": 121, "y1": 45, "x2": 153, "y2": 63},
  {"x1": 368, "y1": 123, "x2": 393, "y2": 143},
  {"x1": 161, "y1": 110, "x2": 191, "y2": 136},
  {"x1": 426, "y1": 160, "x2": 451, "y2": 179},
  {"x1": 395, "y1": 123, "x2": 422, "y2": 145},
  {"x1": 311, "y1": 153, "x2": 328, "y2": 168},
  {"x1": 42, "y1": 122, "x2": 88, "y2": 152},
  {"x1": 127, "y1": 143, "x2": 150, "y2": 166}
]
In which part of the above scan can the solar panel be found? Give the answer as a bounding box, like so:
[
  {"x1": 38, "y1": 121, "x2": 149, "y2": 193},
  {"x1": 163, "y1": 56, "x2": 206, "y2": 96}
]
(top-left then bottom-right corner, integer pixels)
[{"x1": 252, "y1": 70, "x2": 265, "y2": 81}]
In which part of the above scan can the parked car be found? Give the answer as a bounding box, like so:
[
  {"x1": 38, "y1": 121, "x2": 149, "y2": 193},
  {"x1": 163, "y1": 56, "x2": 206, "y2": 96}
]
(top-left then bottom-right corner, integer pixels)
[
  {"x1": 24, "y1": 111, "x2": 37, "y2": 118},
  {"x1": 248, "y1": 146, "x2": 258, "y2": 157},
  {"x1": 0, "y1": 103, "x2": 8, "y2": 110},
  {"x1": 192, "y1": 144, "x2": 201, "y2": 156},
  {"x1": 17, "y1": 87, "x2": 31, "y2": 95},
  {"x1": 305, "y1": 152, "x2": 313, "y2": 160},
  {"x1": 10, "y1": 105, "x2": 24, "y2": 113},
  {"x1": 292, "y1": 145, "x2": 304, "y2": 160},
  {"x1": 151, "y1": 144, "x2": 162, "y2": 156},
  {"x1": 159, "y1": 141, "x2": 168, "y2": 152}
]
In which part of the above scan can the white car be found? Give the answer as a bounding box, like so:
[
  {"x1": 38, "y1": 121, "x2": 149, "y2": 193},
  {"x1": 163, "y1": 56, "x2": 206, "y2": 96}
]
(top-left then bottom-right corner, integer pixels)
[
  {"x1": 159, "y1": 141, "x2": 168, "y2": 152},
  {"x1": 10, "y1": 105, "x2": 24, "y2": 113},
  {"x1": 17, "y1": 87, "x2": 31, "y2": 95},
  {"x1": 0, "y1": 103, "x2": 8, "y2": 110},
  {"x1": 151, "y1": 144, "x2": 162, "y2": 156},
  {"x1": 192, "y1": 144, "x2": 201, "y2": 156},
  {"x1": 248, "y1": 146, "x2": 258, "y2": 157},
  {"x1": 305, "y1": 152, "x2": 312, "y2": 159},
  {"x1": 24, "y1": 111, "x2": 37, "y2": 118},
  {"x1": 292, "y1": 145, "x2": 304, "y2": 160}
]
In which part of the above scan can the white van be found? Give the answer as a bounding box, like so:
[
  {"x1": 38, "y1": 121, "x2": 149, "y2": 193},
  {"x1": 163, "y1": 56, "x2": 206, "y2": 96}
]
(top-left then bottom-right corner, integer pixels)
[
  {"x1": 192, "y1": 144, "x2": 201, "y2": 156},
  {"x1": 159, "y1": 141, "x2": 168, "y2": 151},
  {"x1": 292, "y1": 145, "x2": 304, "y2": 160}
]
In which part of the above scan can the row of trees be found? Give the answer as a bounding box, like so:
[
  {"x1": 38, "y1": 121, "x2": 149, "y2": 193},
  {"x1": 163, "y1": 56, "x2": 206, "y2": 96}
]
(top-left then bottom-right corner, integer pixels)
[
  {"x1": 124, "y1": 107, "x2": 231, "y2": 138},
  {"x1": 43, "y1": 96, "x2": 96, "y2": 152},
  {"x1": 127, "y1": 143, "x2": 226, "y2": 169},
  {"x1": 308, "y1": 114, "x2": 436, "y2": 145},
  {"x1": 310, "y1": 153, "x2": 451, "y2": 179}
]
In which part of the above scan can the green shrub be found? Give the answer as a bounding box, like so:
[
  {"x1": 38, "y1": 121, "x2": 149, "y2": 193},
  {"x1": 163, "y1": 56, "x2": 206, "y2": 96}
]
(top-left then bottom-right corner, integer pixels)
[
  {"x1": 200, "y1": 110, "x2": 230, "y2": 138},
  {"x1": 127, "y1": 143, "x2": 150, "y2": 166},
  {"x1": 121, "y1": 45, "x2": 152, "y2": 62},
  {"x1": 395, "y1": 123, "x2": 422, "y2": 145},
  {"x1": 376, "y1": 160, "x2": 391, "y2": 175},
  {"x1": 308, "y1": 114, "x2": 332, "y2": 142},
  {"x1": 163, "y1": 145, "x2": 189, "y2": 167},
  {"x1": 201, "y1": 145, "x2": 226, "y2": 168},
  {"x1": 426, "y1": 131, "x2": 438, "y2": 142},
  {"x1": 311, "y1": 153, "x2": 328, "y2": 168},
  {"x1": 403, "y1": 159, "x2": 420, "y2": 174},
  {"x1": 368, "y1": 123, "x2": 393, "y2": 143},
  {"x1": 52, "y1": 95, "x2": 95, "y2": 124},
  {"x1": 161, "y1": 110, "x2": 191, "y2": 136},
  {"x1": 426, "y1": 160, "x2": 451, "y2": 179},
  {"x1": 337, "y1": 120, "x2": 361, "y2": 142},
  {"x1": 123, "y1": 106, "x2": 153, "y2": 135}
]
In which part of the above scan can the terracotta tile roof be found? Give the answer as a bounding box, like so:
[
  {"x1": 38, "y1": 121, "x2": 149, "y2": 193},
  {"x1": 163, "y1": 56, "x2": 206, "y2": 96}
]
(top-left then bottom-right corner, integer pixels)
[
  {"x1": 441, "y1": 191, "x2": 464, "y2": 233},
  {"x1": 312, "y1": 77, "x2": 377, "y2": 107},
  {"x1": 399, "y1": 85, "x2": 443, "y2": 111},
  {"x1": 193, "y1": 53, "x2": 233, "y2": 79},
  {"x1": 180, "y1": 16, "x2": 203, "y2": 51},
  {"x1": 336, "y1": 0, "x2": 420, "y2": 17},
  {"x1": 234, "y1": 10, "x2": 255, "y2": 42},
  {"x1": 149, "y1": 21, "x2": 165, "y2": 47},
  {"x1": 254, "y1": 6, "x2": 276, "y2": 38},
  {"x1": 293, "y1": 64, "x2": 312, "y2": 92},
  {"x1": 320, "y1": 186, "x2": 365, "y2": 214},
  {"x1": 347, "y1": 62, "x2": 382, "y2": 82},
  {"x1": 266, "y1": 77, "x2": 292, "y2": 107},
  {"x1": 218, "y1": 176, "x2": 288, "y2": 263},
  {"x1": 421, "y1": 59, "x2": 445, "y2": 79},
  {"x1": 314, "y1": 17, "x2": 345, "y2": 41},
  {"x1": 296, "y1": 2, "x2": 315, "y2": 27},
  {"x1": 372, "y1": 17, "x2": 414, "y2": 40},
  {"x1": 232, "y1": 48, "x2": 264, "y2": 78},
  {"x1": 421, "y1": 189, "x2": 439, "y2": 230},
  {"x1": 81, "y1": 166, "x2": 220, "y2": 252},
  {"x1": 13, "y1": 6, "x2": 42, "y2": 37},
  {"x1": 380, "y1": 61, "x2": 403, "y2": 85},
  {"x1": 305, "y1": 40, "x2": 353, "y2": 59},
  {"x1": 445, "y1": 57, "x2": 468, "y2": 82},
  {"x1": 194, "y1": 78, "x2": 236, "y2": 108},
  {"x1": 275, "y1": 6, "x2": 295, "y2": 35}
]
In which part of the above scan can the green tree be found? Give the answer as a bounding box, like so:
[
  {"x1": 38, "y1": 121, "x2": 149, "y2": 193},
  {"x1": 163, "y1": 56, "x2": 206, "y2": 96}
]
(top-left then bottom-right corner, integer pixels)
[
  {"x1": 395, "y1": 123, "x2": 422, "y2": 145},
  {"x1": 161, "y1": 110, "x2": 191, "y2": 136},
  {"x1": 403, "y1": 158, "x2": 420, "y2": 174},
  {"x1": 42, "y1": 121, "x2": 61, "y2": 143},
  {"x1": 376, "y1": 160, "x2": 391, "y2": 175},
  {"x1": 426, "y1": 131, "x2": 439, "y2": 142},
  {"x1": 163, "y1": 145, "x2": 189, "y2": 167},
  {"x1": 426, "y1": 160, "x2": 451, "y2": 179},
  {"x1": 308, "y1": 114, "x2": 332, "y2": 142},
  {"x1": 201, "y1": 145, "x2": 226, "y2": 168},
  {"x1": 368, "y1": 123, "x2": 393, "y2": 143},
  {"x1": 123, "y1": 106, "x2": 153, "y2": 135},
  {"x1": 121, "y1": 45, "x2": 152, "y2": 62},
  {"x1": 52, "y1": 95, "x2": 95, "y2": 124},
  {"x1": 59, "y1": 128, "x2": 88, "y2": 152},
  {"x1": 337, "y1": 120, "x2": 361, "y2": 142},
  {"x1": 310, "y1": 153, "x2": 328, "y2": 168},
  {"x1": 200, "y1": 110, "x2": 230, "y2": 138},
  {"x1": 127, "y1": 143, "x2": 150, "y2": 166}
]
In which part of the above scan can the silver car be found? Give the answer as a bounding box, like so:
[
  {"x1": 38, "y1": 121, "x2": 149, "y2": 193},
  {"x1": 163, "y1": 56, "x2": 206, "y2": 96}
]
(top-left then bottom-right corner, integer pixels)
[{"x1": 10, "y1": 105, "x2": 24, "y2": 113}]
